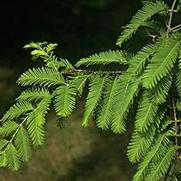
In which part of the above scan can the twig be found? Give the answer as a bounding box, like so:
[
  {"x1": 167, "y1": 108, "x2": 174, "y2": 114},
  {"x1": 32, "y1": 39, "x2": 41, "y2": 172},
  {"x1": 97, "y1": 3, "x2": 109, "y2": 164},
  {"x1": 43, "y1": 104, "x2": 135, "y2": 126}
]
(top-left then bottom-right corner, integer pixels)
[
  {"x1": 146, "y1": 30, "x2": 158, "y2": 42},
  {"x1": 165, "y1": 1, "x2": 178, "y2": 173},
  {"x1": 9, "y1": 119, "x2": 26, "y2": 143},
  {"x1": 172, "y1": 24, "x2": 181, "y2": 32},
  {"x1": 163, "y1": 98, "x2": 178, "y2": 181},
  {"x1": 172, "y1": 98, "x2": 178, "y2": 147},
  {"x1": 61, "y1": 69, "x2": 124, "y2": 75},
  {"x1": 166, "y1": 0, "x2": 177, "y2": 37}
]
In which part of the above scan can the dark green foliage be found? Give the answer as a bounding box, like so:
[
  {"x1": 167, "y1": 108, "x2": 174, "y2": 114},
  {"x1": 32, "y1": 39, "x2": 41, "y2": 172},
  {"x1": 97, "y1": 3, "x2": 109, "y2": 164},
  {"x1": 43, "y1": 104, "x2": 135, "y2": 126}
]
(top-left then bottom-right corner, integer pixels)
[{"x1": 0, "y1": 0, "x2": 181, "y2": 180}]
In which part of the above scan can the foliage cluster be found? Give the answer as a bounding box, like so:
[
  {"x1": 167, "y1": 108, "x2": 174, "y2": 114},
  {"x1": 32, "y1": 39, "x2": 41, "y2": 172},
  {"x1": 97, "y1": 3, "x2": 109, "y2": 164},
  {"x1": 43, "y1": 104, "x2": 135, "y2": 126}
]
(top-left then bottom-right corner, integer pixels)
[{"x1": 0, "y1": 0, "x2": 181, "y2": 180}]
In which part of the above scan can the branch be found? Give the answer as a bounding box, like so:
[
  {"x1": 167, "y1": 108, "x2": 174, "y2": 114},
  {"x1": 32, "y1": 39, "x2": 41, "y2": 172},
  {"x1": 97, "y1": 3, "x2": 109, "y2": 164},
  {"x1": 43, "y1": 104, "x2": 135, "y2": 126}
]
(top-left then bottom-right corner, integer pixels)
[
  {"x1": 172, "y1": 98, "x2": 178, "y2": 147},
  {"x1": 9, "y1": 119, "x2": 26, "y2": 143},
  {"x1": 164, "y1": 96, "x2": 179, "y2": 181},
  {"x1": 61, "y1": 69, "x2": 123, "y2": 75},
  {"x1": 172, "y1": 24, "x2": 181, "y2": 32},
  {"x1": 166, "y1": 0, "x2": 177, "y2": 37}
]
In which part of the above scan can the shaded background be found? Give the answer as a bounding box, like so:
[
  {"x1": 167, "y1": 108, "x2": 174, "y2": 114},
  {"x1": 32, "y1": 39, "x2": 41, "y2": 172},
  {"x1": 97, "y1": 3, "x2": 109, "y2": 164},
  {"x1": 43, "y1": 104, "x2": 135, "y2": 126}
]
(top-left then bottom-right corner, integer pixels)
[{"x1": 0, "y1": 0, "x2": 141, "y2": 180}]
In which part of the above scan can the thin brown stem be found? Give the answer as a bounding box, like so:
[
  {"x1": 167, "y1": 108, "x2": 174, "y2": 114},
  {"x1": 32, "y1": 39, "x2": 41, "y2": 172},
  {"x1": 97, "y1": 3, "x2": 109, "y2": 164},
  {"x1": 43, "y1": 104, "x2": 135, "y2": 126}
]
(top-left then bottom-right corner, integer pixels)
[
  {"x1": 172, "y1": 98, "x2": 178, "y2": 147},
  {"x1": 172, "y1": 24, "x2": 181, "y2": 30},
  {"x1": 166, "y1": 0, "x2": 177, "y2": 37},
  {"x1": 61, "y1": 69, "x2": 123, "y2": 75},
  {"x1": 171, "y1": 97, "x2": 180, "y2": 181},
  {"x1": 172, "y1": 24, "x2": 181, "y2": 32},
  {"x1": 164, "y1": 0, "x2": 179, "y2": 168},
  {"x1": 164, "y1": 96, "x2": 179, "y2": 181},
  {"x1": 9, "y1": 119, "x2": 26, "y2": 143}
]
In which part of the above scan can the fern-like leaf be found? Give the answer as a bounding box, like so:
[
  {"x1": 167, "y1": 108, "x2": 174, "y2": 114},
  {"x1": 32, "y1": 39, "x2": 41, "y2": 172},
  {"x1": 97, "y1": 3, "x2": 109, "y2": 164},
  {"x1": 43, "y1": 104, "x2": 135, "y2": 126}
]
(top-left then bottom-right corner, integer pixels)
[
  {"x1": 128, "y1": 44, "x2": 155, "y2": 76},
  {"x1": 18, "y1": 67, "x2": 65, "y2": 87},
  {"x1": 111, "y1": 74, "x2": 140, "y2": 133},
  {"x1": 15, "y1": 126, "x2": 31, "y2": 162},
  {"x1": 96, "y1": 77, "x2": 119, "y2": 129},
  {"x1": 127, "y1": 130, "x2": 154, "y2": 163},
  {"x1": 176, "y1": 59, "x2": 181, "y2": 97},
  {"x1": 76, "y1": 50, "x2": 128, "y2": 67},
  {"x1": 5, "y1": 143, "x2": 20, "y2": 171},
  {"x1": 70, "y1": 75, "x2": 90, "y2": 96},
  {"x1": 148, "y1": 74, "x2": 172, "y2": 104},
  {"x1": 26, "y1": 97, "x2": 51, "y2": 146},
  {"x1": 116, "y1": 1, "x2": 168, "y2": 46},
  {"x1": 142, "y1": 37, "x2": 180, "y2": 89},
  {"x1": 0, "y1": 121, "x2": 19, "y2": 137},
  {"x1": 146, "y1": 146, "x2": 176, "y2": 181},
  {"x1": 54, "y1": 84, "x2": 76, "y2": 117},
  {"x1": 82, "y1": 75, "x2": 107, "y2": 126},
  {"x1": 133, "y1": 131, "x2": 172, "y2": 181},
  {"x1": 0, "y1": 139, "x2": 9, "y2": 150},
  {"x1": 2, "y1": 101, "x2": 33, "y2": 122},
  {"x1": 17, "y1": 88, "x2": 50, "y2": 102},
  {"x1": 0, "y1": 151, "x2": 7, "y2": 167},
  {"x1": 135, "y1": 92, "x2": 158, "y2": 133}
]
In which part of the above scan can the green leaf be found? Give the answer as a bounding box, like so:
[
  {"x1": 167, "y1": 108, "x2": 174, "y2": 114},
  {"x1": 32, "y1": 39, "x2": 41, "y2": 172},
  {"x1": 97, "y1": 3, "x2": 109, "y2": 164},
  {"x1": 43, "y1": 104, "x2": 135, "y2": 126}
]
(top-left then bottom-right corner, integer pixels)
[
  {"x1": 15, "y1": 126, "x2": 31, "y2": 162},
  {"x1": 135, "y1": 92, "x2": 158, "y2": 133},
  {"x1": 0, "y1": 121, "x2": 19, "y2": 137},
  {"x1": 24, "y1": 42, "x2": 47, "y2": 49},
  {"x1": 0, "y1": 139, "x2": 9, "y2": 150},
  {"x1": 54, "y1": 84, "x2": 77, "y2": 117},
  {"x1": 148, "y1": 74, "x2": 172, "y2": 104},
  {"x1": 176, "y1": 59, "x2": 181, "y2": 97},
  {"x1": 0, "y1": 151, "x2": 7, "y2": 167},
  {"x1": 128, "y1": 44, "x2": 155, "y2": 76},
  {"x1": 127, "y1": 130, "x2": 153, "y2": 163},
  {"x1": 142, "y1": 38, "x2": 180, "y2": 89},
  {"x1": 17, "y1": 88, "x2": 50, "y2": 102},
  {"x1": 146, "y1": 146, "x2": 176, "y2": 181},
  {"x1": 57, "y1": 58, "x2": 75, "y2": 71},
  {"x1": 70, "y1": 75, "x2": 90, "y2": 96},
  {"x1": 18, "y1": 67, "x2": 65, "y2": 87},
  {"x1": 111, "y1": 74, "x2": 140, "y2": 133},
  {"x1": 31, "y1": 49, "x2": 47, "y2": 57},
  {"x1": 46, "y1": 58, "x2": 74, "y2": 71},
  {"x1": 5, "y1": 143, "x2": 20, "y2": 171},
  {"x1": 96, "y1": 76, "x2": 120, "y2": 129},
  {"x1": 116, "y1": 1, "x2": 168, "y2": 46},
  {"x1": 45, "y1": 43, "x2": 58, "y2": 53},
  {"x1": 2, "y1": 101, "x2": 33, "y2": 122},
  {"x1": 26, "y1": 97, "x2": 51, "y2": 146},
  {"x1": 82, "y1": 75, "x2": 107, "y2": 127},
  {"x1": 133, "y1": 132, "x2": 172, "y2": 181},
  {"x1": 76, "y1": 50, "x2": 128, "y2": 67}
]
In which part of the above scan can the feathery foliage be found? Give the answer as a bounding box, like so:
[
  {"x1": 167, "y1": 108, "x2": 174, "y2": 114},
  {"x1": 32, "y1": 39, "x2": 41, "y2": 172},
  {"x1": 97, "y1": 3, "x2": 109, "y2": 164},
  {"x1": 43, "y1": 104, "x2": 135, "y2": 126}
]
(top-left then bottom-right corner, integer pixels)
[
  {"x1": 142, "y1": 37, "x2": 180, "y2": 89},
  {"x1": 18, "y1": 67, "x2": 65, "y2": 87},
  {"x1": 127, "y1": 130, "x2": 154, "y2": 163},
  {"x1": 1, "y1": 0, "x2": 181, "y2": 180},
  {"x1": 76, "y1": 50, "x2": 128, "y2": 67},
  {"x1": 134, "y1": 92, "x2": 161, "y2": 133},
  {"x1": 96, "y1": 76, "x2": 119, "y2": 130},
  {"x1": 54, "y1": 84, "x2": 76, "y2": 117},
  {"x1": 82, "y1": 75, "x2": 107, "y2": 127},
  {"x1": 116, "y1": 1, "x2": 168, "y2": 46}
]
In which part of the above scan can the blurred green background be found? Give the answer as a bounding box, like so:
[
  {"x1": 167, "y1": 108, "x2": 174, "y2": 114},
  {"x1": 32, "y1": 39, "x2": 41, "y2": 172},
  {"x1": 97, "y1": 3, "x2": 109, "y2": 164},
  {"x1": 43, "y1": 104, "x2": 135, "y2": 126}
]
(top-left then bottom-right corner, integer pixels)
[{"x1": 0, "y1": 0, "x2": 141, "y2": 180}]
